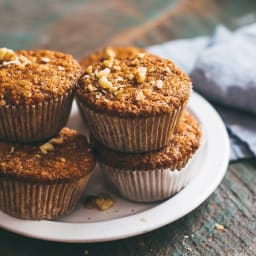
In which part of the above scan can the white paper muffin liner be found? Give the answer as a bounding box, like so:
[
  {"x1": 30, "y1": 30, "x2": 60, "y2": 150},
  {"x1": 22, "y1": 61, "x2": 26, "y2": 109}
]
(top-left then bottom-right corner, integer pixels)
[
  {"x1": 99, "y1": 139, "x2": 205, "y2": 203},
  {"x1": 0, "y1": 175, "x2": 90, "y2": 220},
  {"x1": 77, "y1": 100, "x2": 187, "y2": 153},
  {"x1": 0, "y1": 89, "x2": 75, "y2": 143}
]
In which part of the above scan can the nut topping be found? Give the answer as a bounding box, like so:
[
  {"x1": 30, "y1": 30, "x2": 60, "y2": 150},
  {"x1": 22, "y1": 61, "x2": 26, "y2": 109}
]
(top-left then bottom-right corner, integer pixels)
[
  {"x1": 105, "y1": 47, "x2": 116, "y2": 58},
  {"x1": 136, "y1": 67, "x2": 147, "y2": 83},
  {"x1": 135, "y1": 90, "x2": 145, "y2": 101},
  {"x1": 41, "y1": 57, "x2": 50, "y2": 63},
  {"x1": 96, "y1": 68, "x2": 111, "y2": 78},
  {"x1": 156, "y1": 80, "x2": 163, "y2": 89},
  {"x1": 40, "y1": 142, "x2": 54, "y2": 154}
]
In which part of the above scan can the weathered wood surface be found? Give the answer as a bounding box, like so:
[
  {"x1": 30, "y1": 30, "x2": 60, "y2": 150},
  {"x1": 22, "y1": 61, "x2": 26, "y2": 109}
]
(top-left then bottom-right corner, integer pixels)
[{"x1": 0, "y1": 0, "x2": 256, "y2": 255}]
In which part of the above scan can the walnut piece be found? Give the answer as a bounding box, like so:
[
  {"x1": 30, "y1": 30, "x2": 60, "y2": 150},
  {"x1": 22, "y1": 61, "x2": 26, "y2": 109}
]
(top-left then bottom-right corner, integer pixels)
[
  {"x1": 105, "y1": 47, "x2": 116, "y2": 58},
  {"x1": 0, "y1": 48, "x2": 31, "y2": 67},
  {"x1": 136, "y1": 67, "x2": 147, "y2": 83},
  {"x1": 86, "y1": 65, "x2": 93, "y2": 74},
  {"x1": 9, "y1": 146, "x2": 15, "y2": 154},
  {"x1": 135, "y1": 90, "x2": 145, "y2": 101},
  {"x1": 0, "y1": 48, "x2": 16, "y2": 62},
  {"x1": 60, "y1": 157, "x2": 66, "y2": 162},
  {"x1": 41, "y1": 57, "x2": 50, "y2": 63},
  {"x1": 57, "y1": 65, "x2": 65, "y2": 71},
  {"x1": 215, "y1": 223, "x2": 224, "y2": 231},
  {"x1": 156, "y1": 79, "x2": 163, "y2": 89},
  {"x1": 103, "y1": 57, "x2": 114, "y2": 68},
  {"x1": 40, "y1": 142, "x2": 54, "y2": 154},
  {"x1": 98, "y1": 77, "x2": 116, "y2": 92},
  {"x1": 84, "y1": 192, "x2": 115, "y2": 211},
  {"x1": 96, "y1": 68, "x2": 111, "y2": 78},
  {"x1": 138, "y1": 53, "x2": 145, "y2": 59},
  {"x1": 95, "y1": 194, "x2": 114, "y2": 211},
  {"x1": 49, "y1": 137, "x2": 63, "y2": 145}
]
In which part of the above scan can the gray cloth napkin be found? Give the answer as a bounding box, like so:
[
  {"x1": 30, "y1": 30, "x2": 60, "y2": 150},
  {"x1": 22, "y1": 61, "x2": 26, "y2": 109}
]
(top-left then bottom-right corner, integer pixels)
[{"x1": 147, "y1": 24, "x2": 256, "y2": 160}]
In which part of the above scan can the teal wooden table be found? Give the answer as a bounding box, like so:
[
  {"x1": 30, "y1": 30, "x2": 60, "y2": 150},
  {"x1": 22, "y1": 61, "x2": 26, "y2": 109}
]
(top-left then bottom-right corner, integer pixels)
[{"x1": 0, "y1": 1, "x2": 255, "y2": 255}]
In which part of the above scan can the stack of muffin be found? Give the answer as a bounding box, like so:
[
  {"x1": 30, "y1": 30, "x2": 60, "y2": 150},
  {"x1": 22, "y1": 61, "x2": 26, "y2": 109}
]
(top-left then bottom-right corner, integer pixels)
[
  {"x1": 0, "y1": 48, "x2": 95, "y2": 219},
  {"x1": 77, "y1": 47, "x2": 202, "y2": 202}
]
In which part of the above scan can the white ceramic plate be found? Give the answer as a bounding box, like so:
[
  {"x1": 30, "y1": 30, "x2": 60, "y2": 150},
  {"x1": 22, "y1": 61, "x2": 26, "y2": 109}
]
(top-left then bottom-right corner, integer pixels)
[{"x1": 0, "y1": 92, "x2": 229, "y2": 243}]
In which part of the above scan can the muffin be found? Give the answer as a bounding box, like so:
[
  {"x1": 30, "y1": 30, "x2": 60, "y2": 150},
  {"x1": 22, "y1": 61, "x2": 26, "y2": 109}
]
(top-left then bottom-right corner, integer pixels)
[
  {"x1": 0, "y1": 48, "x2": 82, "y2": 143},
  {"x1": 0, "y1": 128, "x2": 95, "y2": 220},
  {"x1": 77, "y1": 47, "x2": 191, "y2": 153},
  {"x1": 94, "y1": 112, "x2": 201, "y2": 202}
]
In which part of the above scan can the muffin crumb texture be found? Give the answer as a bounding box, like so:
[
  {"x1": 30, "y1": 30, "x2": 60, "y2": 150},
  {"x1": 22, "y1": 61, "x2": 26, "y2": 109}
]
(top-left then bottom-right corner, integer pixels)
[
  {"x1": 78, "y1": 47, "x2": 191, "y2": 117},
  {"x1": 0, "y1": 48, "x2": 81, "y2": 105},
  {"x1": 0, "y1": 128, "x2": 95, "y2": 182}
]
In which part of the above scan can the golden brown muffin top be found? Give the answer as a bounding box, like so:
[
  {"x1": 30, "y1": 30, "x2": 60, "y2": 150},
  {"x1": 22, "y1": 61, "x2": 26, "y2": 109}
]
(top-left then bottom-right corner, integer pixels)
[
  {"x1": 0, "y1": 48, "x2": 82, "y2": 106},
  {"x1": 0, "y1": 128, "x2": 95, "y2": 183},
  {"x1": 94, "y1": 112, "x2": 201, "y2": 170},
  {"x1": 77, "y1": 47, "x2": 192, "y2": 118}
]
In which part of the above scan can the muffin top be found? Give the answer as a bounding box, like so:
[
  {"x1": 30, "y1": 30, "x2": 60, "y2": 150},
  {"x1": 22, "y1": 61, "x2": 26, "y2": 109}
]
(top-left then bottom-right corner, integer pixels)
[
  {"x1": 0, "y1": 48, "x2": 82, "y2": 106},
  {"x1": 0, "y1": 128, "x2": 95, "y2": 182},
  {"x1": 78, "y1": 47, "x2": 192, "y2": 118},
  {"x1": 93, "y1": 112, "x2": 201, "y2": 170}
]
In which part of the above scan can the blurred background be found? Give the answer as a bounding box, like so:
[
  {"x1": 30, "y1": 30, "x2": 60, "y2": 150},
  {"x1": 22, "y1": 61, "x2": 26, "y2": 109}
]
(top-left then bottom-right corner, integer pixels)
[{"x1": 1, "y1": 0, "x2": 256, "y2": 58}]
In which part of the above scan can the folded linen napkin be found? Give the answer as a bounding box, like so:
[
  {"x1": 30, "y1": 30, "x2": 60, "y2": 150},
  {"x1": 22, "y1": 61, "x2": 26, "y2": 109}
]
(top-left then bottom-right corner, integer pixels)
[{"x1": 147, "y1": 24, "x2": 256, "y2": 160}]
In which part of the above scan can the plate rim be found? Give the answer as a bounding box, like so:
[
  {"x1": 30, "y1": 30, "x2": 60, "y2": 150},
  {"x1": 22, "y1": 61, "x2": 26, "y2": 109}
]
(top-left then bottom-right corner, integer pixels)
[{"x1": 0, "y1": 92, "x2": 230, "y2": 243}]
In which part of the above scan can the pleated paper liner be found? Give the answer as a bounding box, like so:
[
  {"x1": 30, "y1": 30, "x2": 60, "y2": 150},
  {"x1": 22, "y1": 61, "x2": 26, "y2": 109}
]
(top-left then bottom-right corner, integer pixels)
[
  {"x1": 99, "y1": 155, "x2": 195, "y2": 203},
  {"x1": 0, "y1": 89, "x2": 75, "y2": 143},
  {"x1": 77, "y1": 100, "x2": 187, "y2": 153},
  {"x1": 0, "y1": 175, "x2": 90, "y2": 220}
]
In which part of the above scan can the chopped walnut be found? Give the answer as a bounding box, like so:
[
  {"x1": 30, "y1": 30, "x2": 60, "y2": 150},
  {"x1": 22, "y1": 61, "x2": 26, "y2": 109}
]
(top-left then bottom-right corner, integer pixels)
[
  {"x1": 156, "y1": 80, "x2": 163, "y2": 89},
  {"x1": 0, "y1": 48, "x2": 31, "y2": 67},
  {"x1": 103, "y1": 57, "x2": 114, "y2": 68},
  {"x1": 215, "y1": 223, "x2": 224, "y2": 231},
  {"x1": 57, "y1": 65, "x2": 65, "y2": 71},
  {"x1": 41, "y1": 57, "x2": 50, "y2": 63},
  {"x1": 60, "y1": 157, "x2": 66, "y2": 162},
  {"x1": 98, "y1": 77, "x2": 116, "y2": 92},
  {"x1": 165, "y1": 66, "x2": 172, "y2": 73},
  {"x1": 19, "y1": 55, "x2": 31, "y2": 65},
  {"x1": 138, "y1": 53, "x2": 145, "y2": 59},
  {"x1": 40, "y1": 142, "x2": 54, "y2": 154},
  {"x1": 112, "y1": 65, "x2": 121, "y2": 71},
  {"x1": 86, "y1": 65, "x2": 93, "y2": 74},
  {"x1": 143, "y1": 88, "x2": 153, "y2": 97},
  {"x1": 135, "y1": 90, "x2": 145, "y2": 101},
  {"x1": 105, "y1": 47, "x2": 116, "y2": 58},
  {"x1": 96, "y1": 68, "x2": 110, "y2": 78},
  {"x1": 0, "y1": 48, "x2": 16, "y2": 62},
  {"x1": 84, "y1": 192, "x2": 115, "y2": 211},
  {"x1": 49, "y1": 137, "x2": 63, "y2": 145},
  {"x1": 126, "y1": 73, "x2": 134, "y2": 80},
  {"x1": 131, "y1": 58, "x2": 140, "y2": 66},
  {"x1": 136, "y1": 67, "x2": 147, "y2": 83},
  {"x1": 87, "y1": 84, "x2": 97, "y2": 92},
  {"x1": 95, "y1": 193, "x2": 115, "y2": 211}
]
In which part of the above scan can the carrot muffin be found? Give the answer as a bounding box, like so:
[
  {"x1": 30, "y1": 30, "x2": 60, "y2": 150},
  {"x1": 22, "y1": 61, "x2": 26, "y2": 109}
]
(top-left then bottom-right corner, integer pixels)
[
  {"x1": 0, "y1": 48, "x2": 82, "y2": 143},
  {"x1": 0, "y1": 127, "x2": 95, "y2": 220},
  {"x1": 77, "y1": 46, "x2": 192, "y2": 153},
  {"x1": 93, "y1": 112, "x2": 201, "y2": 202}
]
